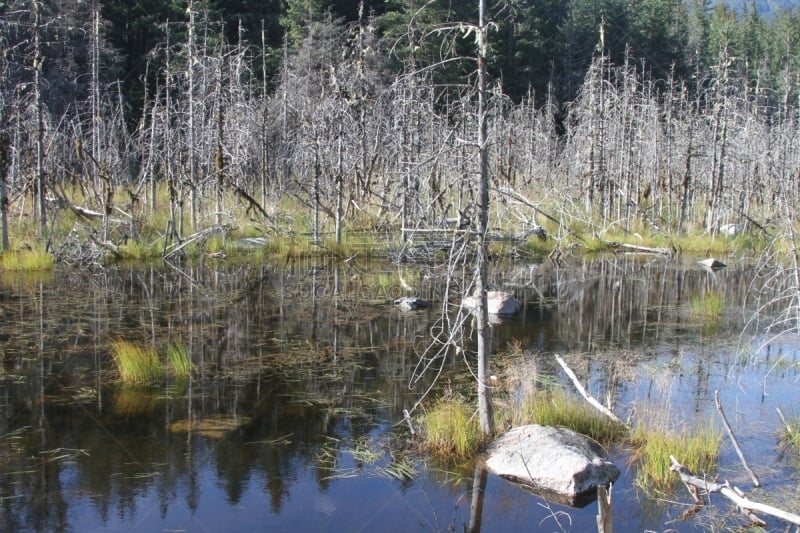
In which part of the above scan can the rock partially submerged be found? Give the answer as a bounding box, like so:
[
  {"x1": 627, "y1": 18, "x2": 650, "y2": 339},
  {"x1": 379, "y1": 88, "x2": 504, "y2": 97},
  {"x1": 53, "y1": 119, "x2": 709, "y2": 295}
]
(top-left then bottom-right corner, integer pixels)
[
  {"x1": 394, "y1": 296, "x2": 432, "y2": 311},
  {"x1": 461, "y1": 290, "x2": 521, "y2": 316},
  {"x1": 485, "y1": 424, "x2": 619, "y2": 507},
  {"x1": 699, "y1": 257, "x2": 726, "y2": 270}
]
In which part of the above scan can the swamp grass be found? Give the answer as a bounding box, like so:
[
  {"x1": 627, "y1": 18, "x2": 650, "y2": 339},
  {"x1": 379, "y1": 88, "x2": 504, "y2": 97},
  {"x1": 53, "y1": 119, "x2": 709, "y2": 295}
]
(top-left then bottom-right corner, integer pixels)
[
  {"x1": 165, "y1": 342, "x2": 193, "y2": 378},
  {"x1": 690, "y1": 290, "x2": 724, "y2": 321},
  {"x1": 422, "y1": 394, "x2": 485, "y2": 460},
  {"x1": 629, "y1": 424, "x2": 722, "y2": 491},
  {"x1": 1, "y1": 245, "x2": 55, "y2": 270},
  {"x1": 111, "y1": 340, "x2": 162, "y2": 384},
  {"x1": 422, "y1": 352, "x2": 722, "y2": 495},
  {"x1": 0, "y1": 181, "x2": 784, "y2": 269}
]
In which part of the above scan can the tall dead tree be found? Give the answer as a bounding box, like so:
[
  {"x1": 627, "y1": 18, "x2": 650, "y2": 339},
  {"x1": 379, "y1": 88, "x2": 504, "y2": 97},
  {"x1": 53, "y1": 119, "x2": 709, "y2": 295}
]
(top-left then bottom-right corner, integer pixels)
[
  {"x1": 475, "y1": 0, "x2": 493, "y2": 436},
  {"x1": 33, "y1": 0, "x2": 46, "y2": 236}
]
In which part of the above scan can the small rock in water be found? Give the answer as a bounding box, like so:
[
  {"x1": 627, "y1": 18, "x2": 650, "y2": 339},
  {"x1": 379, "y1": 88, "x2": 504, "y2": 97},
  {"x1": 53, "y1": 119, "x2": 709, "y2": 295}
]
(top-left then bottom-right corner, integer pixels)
[
  {"x1": 698, "y1": 257, "x2": 726, "y2": 270},
  {"x1": 394, "y1": 296, "x2": 432, "y2": 311}
]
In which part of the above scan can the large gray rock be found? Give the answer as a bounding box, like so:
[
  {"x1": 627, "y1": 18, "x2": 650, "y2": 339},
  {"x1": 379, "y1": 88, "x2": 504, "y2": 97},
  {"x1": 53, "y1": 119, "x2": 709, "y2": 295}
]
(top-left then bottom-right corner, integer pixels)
[{"x1": 485, "y1": 424, "x2": 619, "y2": 506}]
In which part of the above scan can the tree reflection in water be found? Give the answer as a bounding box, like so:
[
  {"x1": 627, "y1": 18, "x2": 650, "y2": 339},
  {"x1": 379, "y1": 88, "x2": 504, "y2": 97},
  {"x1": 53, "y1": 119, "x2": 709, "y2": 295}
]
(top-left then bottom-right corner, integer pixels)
[{"x1": 0, "y1": 258, "x2": 797, "y2": 532}]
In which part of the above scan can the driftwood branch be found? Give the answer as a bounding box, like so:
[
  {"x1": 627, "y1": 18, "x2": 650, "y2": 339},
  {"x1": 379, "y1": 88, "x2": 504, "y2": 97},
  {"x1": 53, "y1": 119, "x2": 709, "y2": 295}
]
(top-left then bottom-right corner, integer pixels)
[
  {"x1": 402, "y1": 409, "x2": 416, "y2": 436},
  {"x1": 598, "y1": 239, "x2": 673, "y2": 256},
  {"x1": 555, "y1": 355, "x2": 627, "y2": 426},
  {"x1": 714, "y1": 390, "x2": 760, "y2": 487},
  {"x1": 670, "y1": 456, "x2": 800, "y2": 526},
  {"x1": 163, "y1": 225, "x2": 230, "y2": 260},
  {"x1": 776, "y1": 407, "x2": 792, "y2": 435}
]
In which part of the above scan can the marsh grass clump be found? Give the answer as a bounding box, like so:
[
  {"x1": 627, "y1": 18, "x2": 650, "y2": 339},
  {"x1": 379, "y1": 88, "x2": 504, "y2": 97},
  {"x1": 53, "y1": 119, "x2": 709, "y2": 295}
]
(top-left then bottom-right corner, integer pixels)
[
  {"x1": 690, "y1": 291, "x2": 724, "y2": 320},
  {"x1": 422, "y1": 395, "x2": 484, "y2": 460},
  {"x1": 259, "y1": 234, "x2": 315, "y2": 259},
  {"x1": 1, "y1": 246, "x2": 55, "y2": 271},
  {"x1": 778, "y1": 409, "x2": 800, "y2": 457},
  {"x1": 111, "y1": 340, "x2": 162, "y2": 384},
  {"x1": 629, "y1": 424, "x2": 721, "y2": 491},
  {"x1": 119, "y1": 237, "x2": 164, "y2": 261},
  {"x1": 165, "y1": 342, "x2": 192, "y2": 378},
  {"x1": 517, "y1": 388, "x2": 628, "y2": 447}
]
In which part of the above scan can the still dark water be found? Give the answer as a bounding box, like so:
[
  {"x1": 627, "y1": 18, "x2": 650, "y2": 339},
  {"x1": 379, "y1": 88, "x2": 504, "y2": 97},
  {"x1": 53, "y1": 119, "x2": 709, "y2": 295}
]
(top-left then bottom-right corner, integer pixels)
[{"x1": 1, "y1": 255, "x2": 798, "y2": 532}]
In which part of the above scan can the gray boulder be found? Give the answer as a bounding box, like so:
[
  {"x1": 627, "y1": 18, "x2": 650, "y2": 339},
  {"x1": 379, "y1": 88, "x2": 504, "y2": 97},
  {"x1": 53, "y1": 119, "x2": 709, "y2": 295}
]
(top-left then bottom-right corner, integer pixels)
[{"x1": 485, "y1": 424, "x2": 619, "y2": 507}]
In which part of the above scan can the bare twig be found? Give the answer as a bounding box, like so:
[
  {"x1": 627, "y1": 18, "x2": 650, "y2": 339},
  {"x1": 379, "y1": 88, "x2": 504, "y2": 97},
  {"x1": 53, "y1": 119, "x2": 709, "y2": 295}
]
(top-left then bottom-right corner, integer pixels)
[
  {"x1": 402, "y1": 409, "x2": 416, "y2": 436},
  {"x1": 555, "y1": 354, "x2": 627, "y2": 426},
  {"x1": 776, "y1": 407, "x2": 792, "y2": 435},
  {"x1": 714, "y1": 390, "x2": 760, "y2": 487}
]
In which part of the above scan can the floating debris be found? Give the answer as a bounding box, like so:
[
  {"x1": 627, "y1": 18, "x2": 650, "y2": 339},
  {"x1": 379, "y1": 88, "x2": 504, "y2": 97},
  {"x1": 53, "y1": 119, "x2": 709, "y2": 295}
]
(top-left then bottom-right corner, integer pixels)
[{"x1": 168, "y1": 415, "x2": 251, "y2": 439}]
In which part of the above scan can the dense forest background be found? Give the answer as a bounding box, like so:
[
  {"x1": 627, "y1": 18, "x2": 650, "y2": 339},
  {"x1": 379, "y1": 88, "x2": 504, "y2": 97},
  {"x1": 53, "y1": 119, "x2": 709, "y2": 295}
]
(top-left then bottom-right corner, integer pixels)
[{"x1": 1, "y1": 0, "x2": 799, "y2": 255}]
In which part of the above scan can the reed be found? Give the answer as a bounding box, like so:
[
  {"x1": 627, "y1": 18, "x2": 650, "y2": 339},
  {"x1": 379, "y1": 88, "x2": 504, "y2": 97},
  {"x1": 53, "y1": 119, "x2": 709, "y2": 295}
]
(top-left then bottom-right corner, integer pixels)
[
  {"x1": 422, "y1": 395, "x2": 484, "y2": 459},
  {"x1": 165, "y1": 342, "x2": 192, "y2": 378},
  {"x1": 629, "y1": 423, "x2": 721, "y2": 491},
  {"x1": 518, "y1": 387, "x2": 628, "y2": 447},
  {"x1": 110, "y1": 340, "x2": 162, "y2": 384},
  {"x1": 690, "y1": 291, "x2": 724, "y2": 320},
  {"x1": 1, "y1": 246, "x2": 55, "y2": 271},
  {"x1": 119, "y1": 237, "x2": 164, "y2": 261}
]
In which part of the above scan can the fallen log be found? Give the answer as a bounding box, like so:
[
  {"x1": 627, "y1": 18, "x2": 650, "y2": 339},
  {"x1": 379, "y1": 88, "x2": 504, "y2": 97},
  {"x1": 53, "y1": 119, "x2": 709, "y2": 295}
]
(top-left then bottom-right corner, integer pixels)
[
  {"x1": 670, "y1": 455, "x2": 800, "y2": 526},
  {"x1": 598, "y1": 239, "x2": 673, "y2": 256}
]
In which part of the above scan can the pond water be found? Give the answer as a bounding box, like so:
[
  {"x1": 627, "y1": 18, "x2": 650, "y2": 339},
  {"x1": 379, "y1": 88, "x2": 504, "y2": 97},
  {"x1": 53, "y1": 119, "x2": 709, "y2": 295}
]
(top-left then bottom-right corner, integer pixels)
[{"x1": 0, "y1": 255, "x2": 798, "y2": 532}]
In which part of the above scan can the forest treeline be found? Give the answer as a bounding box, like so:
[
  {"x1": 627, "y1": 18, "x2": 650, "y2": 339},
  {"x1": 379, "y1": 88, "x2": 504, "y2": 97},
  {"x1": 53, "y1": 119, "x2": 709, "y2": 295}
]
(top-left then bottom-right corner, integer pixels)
[{"x1": 0, "y1": 0, "x2": 799, "y2": 256}]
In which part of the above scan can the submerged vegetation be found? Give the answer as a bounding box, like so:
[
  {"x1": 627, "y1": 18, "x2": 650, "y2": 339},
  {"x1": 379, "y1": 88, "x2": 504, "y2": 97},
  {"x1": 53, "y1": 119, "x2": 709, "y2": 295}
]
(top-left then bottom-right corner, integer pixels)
[{"x1": 690, "y1": 291, "x2": 725, "y2": 321}]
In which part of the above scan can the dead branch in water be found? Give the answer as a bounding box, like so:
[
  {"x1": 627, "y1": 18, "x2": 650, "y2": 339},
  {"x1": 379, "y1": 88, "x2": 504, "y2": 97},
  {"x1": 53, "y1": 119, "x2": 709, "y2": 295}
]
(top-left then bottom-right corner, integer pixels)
[
  {"x1": 670, "y1": 456, "x2": 800, "y2": 527},
  {"x1": 555, "y1": 354, "x2": 627, "y2": 427},
  {"x1": 598, "y1": 239, "x2": 674, "y2": 256},
  {"x1": 714, "y1": 390, "x2": 760, "y2": 487}
]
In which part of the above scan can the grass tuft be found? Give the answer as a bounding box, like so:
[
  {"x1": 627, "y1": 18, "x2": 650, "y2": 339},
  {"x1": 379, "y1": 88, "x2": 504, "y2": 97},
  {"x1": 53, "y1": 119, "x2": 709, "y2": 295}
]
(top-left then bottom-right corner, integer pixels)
[
  {"x1": 690, "y1": 291, "x2": 724, "y2": 320},
  {"x1": 1, "y1": 246, "x2": 55, "y2": 271},
  {"x1": 119, "y1": 238, "x2": 164, "y2": 261},
  {"x1": 518, "y1": 387, "x2": 629, "y2": 447},
  {"x1": 629, "y1": 423, "x2": 721, "y2": 490},
  {"x1": 111, "y1": 340, "x2": 162, "y2": 384},
  {"x1": 422, "y1": 395, "x2": 484, "y2": 460},
  {"x1": 165, "y1": 342, "x2": 192, "y2": 378}
]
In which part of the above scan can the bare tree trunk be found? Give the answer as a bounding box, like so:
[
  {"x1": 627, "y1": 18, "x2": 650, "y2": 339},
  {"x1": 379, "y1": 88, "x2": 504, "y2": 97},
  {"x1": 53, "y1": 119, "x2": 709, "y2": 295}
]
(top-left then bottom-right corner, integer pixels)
[
  {"x1": 313, "y1": 135, "x2": 321, "y2": 243},
  {"x1": 476, "y1": 0, "x2": 494, "y2": 437},
  {"x1": 215, "y1": 97, "x2": 224, "y2": 227},
  {"x1": 0, "y1": 131, "x2": 9, "y2": 251},
  {"x1": 33, "y1": 0, "x2": 47, "y2": 236},
  {"x1": 335, "y1": 125, "x2": 344, "y2": 244},
  {"x1": 187, "y1": 0, "x2": 197, "y2": 234}
]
